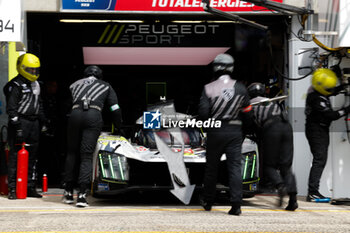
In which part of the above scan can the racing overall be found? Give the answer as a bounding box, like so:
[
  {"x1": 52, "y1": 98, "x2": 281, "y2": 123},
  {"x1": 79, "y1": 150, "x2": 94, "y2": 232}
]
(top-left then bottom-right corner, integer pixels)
[
  {"x1": 250, "y1": 96, "x2": 297, "y2": 197},
  {"x1": 198, "y1": 75, "x2": 253, "y2": 207},
  {"x1": 64, "y1": 76, "x2": 122, "y2": 193},
  {"x1": 305, "y1": 87, "x2": 346, "y2": 195},
  {"x1": 3, "y1": 75, "x2": 45, "y2": 192}
]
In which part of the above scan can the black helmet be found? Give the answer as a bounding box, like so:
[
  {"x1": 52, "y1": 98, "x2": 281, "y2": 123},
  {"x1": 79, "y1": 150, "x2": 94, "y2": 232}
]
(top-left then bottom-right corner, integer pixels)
[
  {"x1": 84, "y1": 65, "x2": 103, "y2": 79},
  {"x1": 213, "y1": 54, "x2": 234, "y2": 75},
  {"x1": 247, "y1": 82, "x2": 266, "y2": 98}
]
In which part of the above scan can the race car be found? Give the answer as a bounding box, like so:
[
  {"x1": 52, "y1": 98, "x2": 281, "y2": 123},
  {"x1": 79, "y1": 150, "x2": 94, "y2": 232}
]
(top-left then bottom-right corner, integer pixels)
[{"x1": 91, "y1": 102, "x2": 260, "y2": 203}]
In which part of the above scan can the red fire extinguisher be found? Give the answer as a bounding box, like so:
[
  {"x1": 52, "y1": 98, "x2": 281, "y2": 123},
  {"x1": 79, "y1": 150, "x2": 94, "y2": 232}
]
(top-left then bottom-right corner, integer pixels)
[
  {"x1": 16, "y1": 143, "x2": 28, "y2": 199},
  {"x1": 42, "y1": 174, "x2": 48, "y2": 192}
]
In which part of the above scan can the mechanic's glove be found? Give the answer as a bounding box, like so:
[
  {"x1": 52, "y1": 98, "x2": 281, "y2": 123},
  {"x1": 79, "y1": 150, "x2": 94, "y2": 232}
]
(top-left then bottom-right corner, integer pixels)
[
  {"x1": 332, "y1": 84, "x2": 348, "y2": 95},
  {"x1": 15, "y1": 129, "x2": 24, "y2": 144},
  {"x1": 41, "y1": 125, "x2": 48, "y2": 133},
  {"x1": 41, "y1": 125, "x2": 54, "y2": 137}
]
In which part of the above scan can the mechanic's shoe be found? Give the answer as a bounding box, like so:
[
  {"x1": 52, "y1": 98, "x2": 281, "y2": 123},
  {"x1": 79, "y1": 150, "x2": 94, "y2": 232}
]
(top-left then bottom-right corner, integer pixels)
[
  {"x1": 27, "y1": 188, "x2": 42, "y2": 198},
  {"x1": 62, "y1": 190, "x2": 74, "y2": 204},
  {"x1": 8, "y1": 189, "x2": 16, "y2": 200},
  {"x1": 228, "y1": 205, "x2": 241, "y2": 216},
  {"x1": 285, "y1": 201, "x2": 298, "y2": 211},
  {"x1": 76, "y1": 193, "x2": 89, "y2": 207},
  {"x1": 277, "y1": 185, "x2": 287, "y2": 207},
  {"x1": 306, "y1": 191, "x2": 330, "y2": 202},
  {"x1": 199, "y1": 198, "x2": 212, "y2": 211}
]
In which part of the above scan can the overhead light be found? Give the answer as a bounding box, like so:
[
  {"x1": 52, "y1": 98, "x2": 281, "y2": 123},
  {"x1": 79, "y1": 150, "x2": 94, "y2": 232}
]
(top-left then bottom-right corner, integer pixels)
[
  {"x1": 60, "y1": 19, "x2": 110, "y2": 23},
  {"x1": 83, "y1": 47, "x2": 230, "y2": 65},
  {"x1": 206, "y1": 20, "x2": 238, "y2": 23},
  {"x1": 60, "y1": 19, "x2": 144, "y2": 23},
  {"x1": 111, "y1": 20, "x2": 144, "y2": 23},
  {"x1": 171, "y1": 20, "x2": 205, "y2": 23}
]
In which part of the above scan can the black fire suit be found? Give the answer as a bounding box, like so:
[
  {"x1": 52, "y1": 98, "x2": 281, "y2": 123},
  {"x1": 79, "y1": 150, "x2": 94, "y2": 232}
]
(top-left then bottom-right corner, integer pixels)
[
  {"x1": 250, "y1": 96, "x2": 297, "y2": 195},
  {"x1": 305, "y1": 87, "x2": 347, "y2": 194},
  {"x1": 3, "y1": 75, "x2": 45, "y2": 190},
  {"x1": 64, "y1": 76, "x2": 122, "y2": 193},
  {"x1": 198, "y1": 75, "x2": 253, "y2": 206}
]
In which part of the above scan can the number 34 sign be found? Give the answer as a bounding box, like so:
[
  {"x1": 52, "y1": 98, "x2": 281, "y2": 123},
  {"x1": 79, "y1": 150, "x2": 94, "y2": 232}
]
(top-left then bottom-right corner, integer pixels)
[{"x1": 0, "y1": 0, "x2": 22, "y2": 42}]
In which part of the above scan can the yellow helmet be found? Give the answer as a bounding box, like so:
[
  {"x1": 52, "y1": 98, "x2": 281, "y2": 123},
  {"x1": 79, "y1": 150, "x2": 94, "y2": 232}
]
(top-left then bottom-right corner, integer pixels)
[
  {"x1": 312, "y1": 68, "x2": 337, "y2": 96},
  {"x1": 17, "y1": 53, "x2": 40, "y2": 82}
]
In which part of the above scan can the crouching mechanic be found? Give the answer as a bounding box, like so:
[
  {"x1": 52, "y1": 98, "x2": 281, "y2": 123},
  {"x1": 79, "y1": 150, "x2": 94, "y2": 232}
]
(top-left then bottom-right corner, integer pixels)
[
  {"x1": 3, "y1": 53, "x2": 45, "y2": 199},
  {"x1": 247, "y1": 82, "x2": 298, "y2": 211},
  {"x1": 63, "y1": 65, "x2": 122, "y2": 207},
  {"x1": 198, "y1": 53, "x2": 253, "y2": 216},
  {"x1": 305, "y1": 68, "x2": 350, "y2": 202}
]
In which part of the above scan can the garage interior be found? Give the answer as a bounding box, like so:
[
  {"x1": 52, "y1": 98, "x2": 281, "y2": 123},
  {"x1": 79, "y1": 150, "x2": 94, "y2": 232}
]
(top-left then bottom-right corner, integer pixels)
[{"x1": 26, "y1": 12, "x2": 289, "y2": 186}]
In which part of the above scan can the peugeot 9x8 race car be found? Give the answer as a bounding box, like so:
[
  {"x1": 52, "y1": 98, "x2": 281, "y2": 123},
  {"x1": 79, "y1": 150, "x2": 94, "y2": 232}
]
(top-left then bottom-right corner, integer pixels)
[{"x1": 91, "y1": 102, "x2": 260, "y2": 203}]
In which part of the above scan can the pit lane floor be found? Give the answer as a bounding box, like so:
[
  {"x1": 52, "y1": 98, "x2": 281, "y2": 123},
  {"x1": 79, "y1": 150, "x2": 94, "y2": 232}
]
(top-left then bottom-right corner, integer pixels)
[{"x1": 0, "y1": 188, "x2": 349, "y2": 233}]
